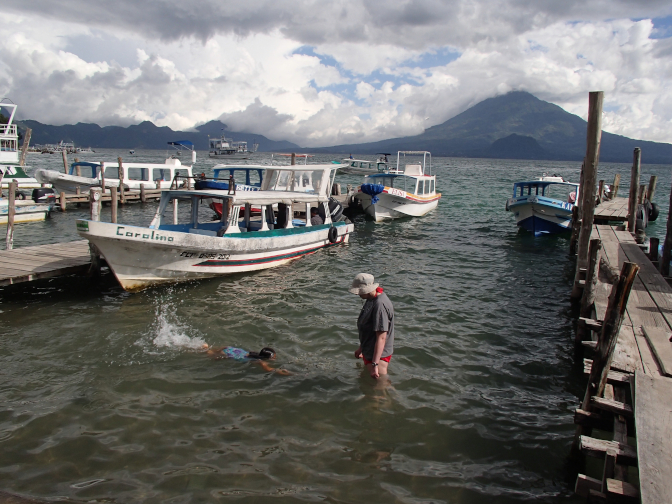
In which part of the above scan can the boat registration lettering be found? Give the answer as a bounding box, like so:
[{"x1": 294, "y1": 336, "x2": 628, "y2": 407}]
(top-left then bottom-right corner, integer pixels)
[
  {"x1": 560, "y1": 202, "x2": 573, "y2": 211},
  {"x1": 180, "y1": 251, "x2": 230, "y2": 260},
  {"x1": 386, "y1": 188, "x2": 405, "y2": 197},
  {"x1": 116, "y1": 226, "x2": 174, "y2": 242}
]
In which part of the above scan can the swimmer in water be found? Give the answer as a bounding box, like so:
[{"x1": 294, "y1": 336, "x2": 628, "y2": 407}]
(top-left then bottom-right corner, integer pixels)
[{"x1": 202, "y1": 344, "x2": 290, "y2": 375}]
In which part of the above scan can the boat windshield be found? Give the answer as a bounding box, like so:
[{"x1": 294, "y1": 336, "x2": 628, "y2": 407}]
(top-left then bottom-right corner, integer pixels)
[
  {"x1": 213, "y1": 168, "x2": 263, "y2": 187},
  {"x1": 514, "y1": 182, "x2": 578, "y2": 203}
]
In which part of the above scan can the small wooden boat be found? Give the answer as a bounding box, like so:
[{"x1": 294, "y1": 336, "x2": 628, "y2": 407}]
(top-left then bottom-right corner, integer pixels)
[
  {"x1": 0, "y1": 190, "x2": 55, "y2": 224},
  {"x1": 505, "y1": 175, "x2": 579, "y2": 236},
  {"x1": 354, "y1": 151, "x2": 440, "y2": 221},
  {"x1": 76, "y1": 188, "x2": 354, "y2": 292}
]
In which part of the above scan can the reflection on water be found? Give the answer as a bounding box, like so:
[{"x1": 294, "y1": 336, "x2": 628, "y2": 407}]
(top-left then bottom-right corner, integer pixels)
[{"x1": 1, "y1": 154, "x2": 669, "y2": 502}]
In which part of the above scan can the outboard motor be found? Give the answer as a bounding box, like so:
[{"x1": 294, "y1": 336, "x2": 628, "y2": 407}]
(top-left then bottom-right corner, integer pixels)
[
  {"x1": 32, "y1": 187, "x2": 56, "y2": 203},
  {"x1": 328, "y1": 197, "x2": 344, "y2": 222}
]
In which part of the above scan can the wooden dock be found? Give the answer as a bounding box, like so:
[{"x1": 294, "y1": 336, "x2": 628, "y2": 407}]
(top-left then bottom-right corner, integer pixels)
[
  {"x1": 0, "y1": 241, "x2": 91, "y2": 286},
  {"x1": 594, "y1": 197, "x2": 629, "y2": 223}
]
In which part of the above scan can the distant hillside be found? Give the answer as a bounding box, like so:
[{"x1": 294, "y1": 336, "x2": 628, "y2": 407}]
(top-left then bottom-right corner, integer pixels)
[
  {"x1": 15, "y1": 119, "x2": 300, "y2": 152},
  {"x1": 308, "y1": 92, "x2": 672, "y2": 164}
]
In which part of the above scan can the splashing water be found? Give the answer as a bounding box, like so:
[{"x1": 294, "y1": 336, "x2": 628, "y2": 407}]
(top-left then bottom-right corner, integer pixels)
[{"x1": 151, "y1": 303, "x2": 206, "y2": 350}]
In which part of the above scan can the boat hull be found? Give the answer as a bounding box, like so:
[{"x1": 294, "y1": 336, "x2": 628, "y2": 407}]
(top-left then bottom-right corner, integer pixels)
[
  {"x1": 508, "y1": 197, "x2": 573, "y2": 236},
  {"x1": 76, "y1": 219, "x2": 353, "y2": 291},
  {"x1": 355, "y1": 190, "x2": 440, "y2": 222},
  {"x1": 34, "y1": 169, "x2": 181, "y2": 193},
  {"x1": 0, "y1": 200, "x2": 53, "y2": 223}
]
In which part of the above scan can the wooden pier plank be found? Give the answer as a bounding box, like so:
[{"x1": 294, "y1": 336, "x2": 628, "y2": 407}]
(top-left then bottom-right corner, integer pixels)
[
  {"x1": 641, "y1": 326, "x2": 672, "y2": 377},
  {"x1": 634, "y1": 327, "x2": 664, "y2": 377},
  {"x1": 635, "y1": 372, "x2": 672, "y2": 504},
  {"x1": 0, "y1": 241, "x2": 91, "y2": 286}
]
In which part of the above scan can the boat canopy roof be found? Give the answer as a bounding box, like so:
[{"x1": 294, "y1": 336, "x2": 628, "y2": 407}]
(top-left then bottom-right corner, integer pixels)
[
  {"x1": 162, "y1": 189, "x2": 328, "y2": 206},
  {"x1": 513, "y1": 180, "x2": 578, "y2": 189},
  {"x1": 168, "y1": 140, "x2": 194, "y2": 149}
]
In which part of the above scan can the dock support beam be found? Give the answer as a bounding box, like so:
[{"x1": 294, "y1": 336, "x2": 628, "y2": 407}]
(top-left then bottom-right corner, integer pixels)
[
  {"x1": 576, "y1": 239, "x2": 602, "y2": 343},
  {"x1": 5, "y1": 181, "x2": 16, "y2": 250},
  {"x1": 660, "y1": 182, "x2": 672, "y2": 277},
  {"x1": 627, "y1": 148, "x2": 641, "y2": 233},
  {"x1": 572, "y1": 91, "x2": 604, "y2": 299},
  {"x1": 88, "y1": 188, "x2": 102, "y2": 278},
  {"x1": 611, "y1": 173, "x2": 621, "y2": 199}
]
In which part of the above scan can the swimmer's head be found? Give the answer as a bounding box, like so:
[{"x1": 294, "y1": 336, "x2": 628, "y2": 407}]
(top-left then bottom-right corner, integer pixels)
[{"x1": 259, "y1": 347, "x2": 276, "y2": 360}]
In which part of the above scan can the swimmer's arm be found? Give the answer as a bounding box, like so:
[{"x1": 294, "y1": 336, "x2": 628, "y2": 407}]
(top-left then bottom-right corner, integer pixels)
[
  {"x1": 258, "y1": 360, "x2": 291, "y2": 375},
  {"x1": 354, "y1": 346, "x2": 362, "y2": 359},
  {"x1": 370, "y1": 331, "x2": 387, "y2": 378}
]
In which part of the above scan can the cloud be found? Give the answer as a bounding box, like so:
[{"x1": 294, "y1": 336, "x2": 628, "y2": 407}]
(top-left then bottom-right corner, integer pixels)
[{"x1": 0, "y1": 3, "x2": 671, "y2": 147}]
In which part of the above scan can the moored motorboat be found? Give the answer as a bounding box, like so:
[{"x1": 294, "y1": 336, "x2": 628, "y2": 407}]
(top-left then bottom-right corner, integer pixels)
[
  {"x1": 76, "y1": 188, "x2": 354, "y2": 292},
  {"x1": 34, "y1": 141, "x2": 196, "y2": 193},
  {"x1": 354, "y1": 151, "x2": 440, "y2": 222},
  {"x1": 208, "y1": 135, "x2": 259, "y2": 159},
  {"x1": 340, "y1": 154, "x2": 390, "y2": 175},
  {"x1": 0, "y1": 190, "x2": 55, "y2": 224},
  {"x1": 505, "y1": 175, "x2": 579, "y2": 236},
  {"x1": 1, "y1": 165, "x2": 44, "y2": 189}
]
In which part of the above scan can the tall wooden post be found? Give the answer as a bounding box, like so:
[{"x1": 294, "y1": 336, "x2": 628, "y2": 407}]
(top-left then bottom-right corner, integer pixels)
[
  {"x1": 59, "y1": 192, "x2": 66, "y2": 211},
  {"x1": 572, "y1": 91, "x2": 604, "y2": 299},
  {"x1": 100, "y1": 162, "x2": 106, "y2": 194},
  {"x1": 611, "y1": 174, "x2": 620, "y2": 199},
  {"x1": 0, "y1": 170, "x2": 4, "y2": 198},
  {"x1": 19, "y1": 128, "x2": 32, "y2": 167},
  {"x1": 88, "y1": 188, "x2": 102, "y2": 278},
  {"x1": 627, "y1": 148, "x2": 641, "y2": 232},
  {"x1": 576, "y1": 239, "x2": 602, "y2": 343},
  {"x1": 5, "y1": 180, "x2": 16, "y2": 250},
  {"x1": 638, "y1": 184, "x2": 646, "y2": 205},
  {"x1": 140, "y1": 184, "x2": 146, "y2": 203},
  {"x1": 291, "y1": 153, "x2": 296, "y2": 165},
  {"x1": 647, "y1": 175, "x2": 657, "y2": 202},
  {"x1": 570, "y1": 160, "x2": 586, "y2": 255},
  {"x1": 597, "y1": 180, "x2": 605, "y2": 203},
  {"x1": 660, "y1": 183, "x2": 672, "y2": 277},
  {"x1": 62, "y1": 150, "x2": 69, "y2": 174},
  {"x1": 117, "y1": 157, "x2": 126, "y2": 204},
  {"x1": 110, "y1": 186, "x2": 118, "y2": 223}
]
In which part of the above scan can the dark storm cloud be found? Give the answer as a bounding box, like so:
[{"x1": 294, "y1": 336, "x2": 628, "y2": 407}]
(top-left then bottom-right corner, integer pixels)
[{"x1": 6, "y1": 0, "x2": 672, "y2": 48}]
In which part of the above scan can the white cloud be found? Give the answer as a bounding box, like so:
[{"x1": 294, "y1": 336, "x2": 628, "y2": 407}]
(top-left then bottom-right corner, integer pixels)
[{"x1": 0, "y1": 3, "x2": 671, "y2": 146}]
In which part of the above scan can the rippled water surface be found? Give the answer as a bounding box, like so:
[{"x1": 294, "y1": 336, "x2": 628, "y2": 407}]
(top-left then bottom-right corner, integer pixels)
[{"x1": 1, "y1": 151, "x2": 670, "y2": 503}]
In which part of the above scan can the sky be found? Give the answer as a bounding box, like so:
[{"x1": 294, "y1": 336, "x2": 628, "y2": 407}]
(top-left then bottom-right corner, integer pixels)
[{"x1": 1, "y1": 0, "x2": 672, "y2": 147}]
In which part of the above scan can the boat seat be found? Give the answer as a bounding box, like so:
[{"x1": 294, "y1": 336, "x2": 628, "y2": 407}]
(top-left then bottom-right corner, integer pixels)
[
  {"x1": 404, "y1": 164, "x2": 423, "y2": 176},
  {"x1": 188, "y1": 228, "x2": 217, "y2": 236}
]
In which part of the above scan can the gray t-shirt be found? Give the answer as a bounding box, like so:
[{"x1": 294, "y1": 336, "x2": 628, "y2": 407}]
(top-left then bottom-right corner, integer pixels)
[
  {"x1": 357, "y1": 292, "x2": 394, "y2": 360},
  {"x1": 310, "y1": 215, "x2": 323, "y2": 226}
]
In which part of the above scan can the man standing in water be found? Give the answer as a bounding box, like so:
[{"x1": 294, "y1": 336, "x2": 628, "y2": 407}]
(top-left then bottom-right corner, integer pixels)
[{"x1": 350, "y1": 273, "x2": 394, "y2": 379}]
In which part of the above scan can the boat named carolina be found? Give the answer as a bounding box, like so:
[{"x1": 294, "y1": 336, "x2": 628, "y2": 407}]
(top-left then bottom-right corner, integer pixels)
[{"x1": 76, "y1": 188, "x2": 353, "y2": 292}]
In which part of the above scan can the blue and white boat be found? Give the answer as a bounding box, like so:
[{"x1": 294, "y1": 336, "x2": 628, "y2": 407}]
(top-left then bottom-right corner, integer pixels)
[{"x1": 506, "y1": 175, "x2": 579, "y2": 236}]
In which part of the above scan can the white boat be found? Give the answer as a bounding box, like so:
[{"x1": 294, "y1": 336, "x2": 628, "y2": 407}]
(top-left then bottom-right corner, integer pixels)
[
  {"x1": 1, "y1": 165, "x2": 43, "y2": 189},
  {"x1": 76, "y1": 188, "x2": 354, "y2": 292},
  {"x1": 340, "y1": 154, "x2": 390, "y2": 175},
  {"x1": 209, "y1": 135, "x2": 259, "y2": 159},
  {"x1": 505, "y1": 175, "x2": 579, "y2": 236},
  {"x1": 0, "y1": 193, "x2": 54, "y2": 224},
  {"x1": 354, "y1": 151, "x2": 441, "y2": 222},
  {"x1": 76, "y1": 147, "x2": 96, "y2": 154},
  {"x1": 34, "y1": 142, "x2": 196, "y2": 193}
]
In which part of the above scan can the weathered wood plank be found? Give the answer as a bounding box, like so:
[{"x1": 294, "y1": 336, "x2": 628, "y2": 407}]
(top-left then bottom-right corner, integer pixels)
[
  {"x1": 591, "y1": 396, "x2": 633, "y2": 417},
  {"x1": 583, "y1": 360, "x2": 632, "y2": 382},
  {"x1": 0, "y1": 241, "x2": 92, "y2": 286},
  {"x1": 606, "y1": 479, "x2": 638, "y2": 499},
  {"x1": 579, "y1": 436, "x2": 637, "y2": 465},
  {"x1": 634, "y1": 327, "x2": 663, "y2": 376},
  {"x1": 642, "y1": 326, "x2": 672, "y2": 377},
  {"x1": 634, "y1": 372, "x2": 672, "y2": 504}
]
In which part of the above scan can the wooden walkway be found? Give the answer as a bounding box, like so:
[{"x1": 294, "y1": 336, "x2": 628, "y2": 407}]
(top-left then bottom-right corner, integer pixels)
[
  {"x1": 576, "y1": 224, "x2": 672, "y2": 501},
  {"x1": 594, "y1": 197, "x2": 629, "y2": 223},
  {"x1": 0, "y1": 241, "x2": 91, "y2": 286}
]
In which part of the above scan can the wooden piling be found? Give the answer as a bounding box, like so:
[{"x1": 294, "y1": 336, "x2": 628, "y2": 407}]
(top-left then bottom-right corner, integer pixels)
[
  {"x1": 156, "y1": 179, "x2": 161, "y2": 190},
  {"x1": 570, "y1": 206, "x2": 580, "y2": 256},
  {"x1": 627, "y1": 148, "x2": 641, "y2": 232},
  {"x1": 88, "y1": 189, "x2": 102, "y2": 278},
  {"x1": 291, "y1": 153, "x2": 296, "y2": 165},
  {"x1": 638, "y1": 184, "x2": 646, "y2": 205},
  {"x1": 598, "y1": 180, "x2": 605, "y2": 203},
  {"x1": 571, "y1": 91, "x2": 604, "y2": 299},
  {"x1": 19, "y1": 128, "x2": 31, "y2": 167},
  {"x1": 74, "y1": 157, "x2": 81, "y2": 177},
  {"x1": 140, "y1": 184, "x2": 146, "y2": 203},
  {"x1": 611, "y1": 174, "x2": 621, "y2": 199},
  {"x1": 110, "y1": 187, "x2": 118, "y2": 224},
  {"x1": 100, "y1": 162, "x2": 106, "y2": 194},
  {"x1": 649, "y1": 237, "x2": 659, "y2": 262},
  {"x1": 576, "y1": 239, "x2": 602, "y2": 343},
  {"x1": 660, "y1": 183, "x2": 672, "y2": 277},
  {"x1": 5, "y1": 181, "x2": 16, "y2": 250},
  {"x1": 59, "y1": 192, "x2": 66, "y2": 212},
  {"x1": 647, "y1": 176, "x2": 657, "y2": 202},
  {"x1": 117, "y1": 157, "x2": 126, "y2": 204},
  {"x1": 62, "y1": 150, "x2": 69, "y2": 174}
]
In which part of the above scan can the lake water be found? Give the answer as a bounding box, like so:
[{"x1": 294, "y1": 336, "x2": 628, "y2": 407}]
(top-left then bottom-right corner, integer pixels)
[{"x1": 1, "y1": 150, "x2": 669, "y2": 503}]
